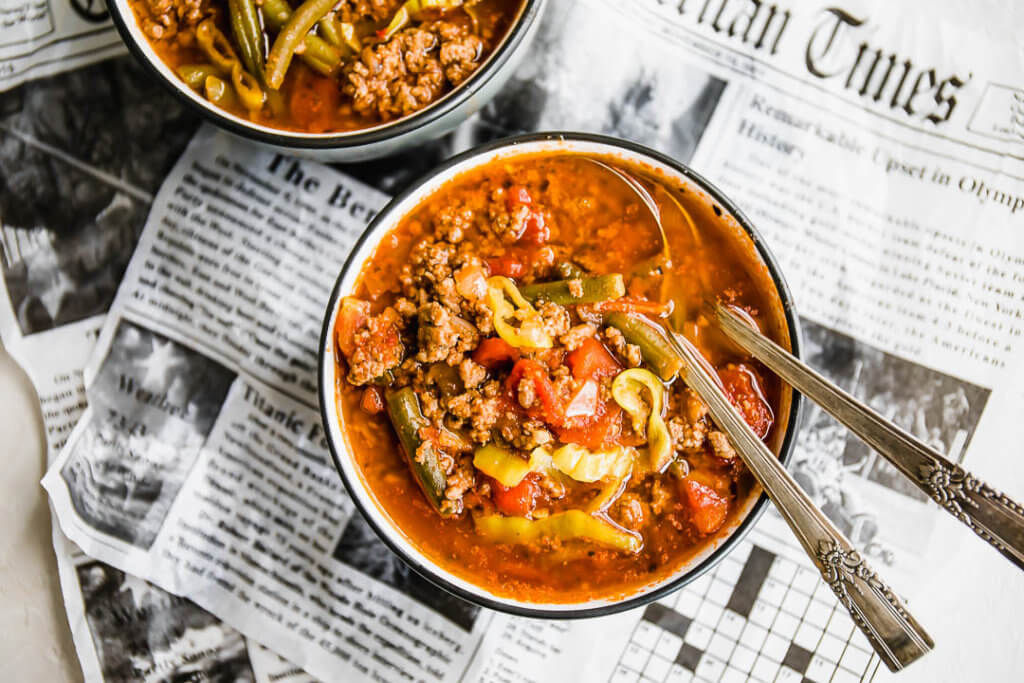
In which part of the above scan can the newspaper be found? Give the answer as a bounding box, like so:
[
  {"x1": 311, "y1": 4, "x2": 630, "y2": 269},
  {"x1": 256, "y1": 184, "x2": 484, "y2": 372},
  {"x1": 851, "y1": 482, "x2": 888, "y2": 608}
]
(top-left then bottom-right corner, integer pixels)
[
  {"x1": 0, "y1": 0, "x2": 123, "y2": 92},
  {"x1": 5, "y1": 0, "x2": 1023, "y2": 680},
  {"x1": 0, "y1": 57, "x2": 317, "y2": 682}
]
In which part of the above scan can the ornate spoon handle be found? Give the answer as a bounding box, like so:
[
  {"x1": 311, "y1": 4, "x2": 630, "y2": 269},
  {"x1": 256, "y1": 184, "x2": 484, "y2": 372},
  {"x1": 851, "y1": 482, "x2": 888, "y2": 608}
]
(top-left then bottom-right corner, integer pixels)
[
  {"x1": 665, "y1": 327, "x2": 933, "y2": 671},
  {"x1": 713, "y1": 302, "x2": 1024, "y2": 571}
]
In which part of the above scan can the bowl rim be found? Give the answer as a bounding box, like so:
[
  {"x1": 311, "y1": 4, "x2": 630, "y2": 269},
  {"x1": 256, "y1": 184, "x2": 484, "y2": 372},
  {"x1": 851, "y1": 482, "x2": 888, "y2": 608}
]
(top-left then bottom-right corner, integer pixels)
[
  {"x1": 104, "y1": 0, "x2": 542, "y2": 148},
  {"x1": 317, "y1": 131, "x2": 804, "y2": 619}
]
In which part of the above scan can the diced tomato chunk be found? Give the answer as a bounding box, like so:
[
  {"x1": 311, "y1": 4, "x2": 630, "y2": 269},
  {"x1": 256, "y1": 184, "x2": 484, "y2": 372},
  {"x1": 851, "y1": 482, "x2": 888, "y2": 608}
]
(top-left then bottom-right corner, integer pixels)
[
  {"x1": 555, "y1": 403, "x2": 622, "y2": 449},
  {"x1": 473, "y1": 337, "x2": 521, "y2": 369},
  {"x1": 359, "y1": 387, "x2": 384, "y2": 415},
  {"x1": 519, "y1": 211, "x2": 550, "y2": 246},
  {"x1": 492, "y1": 475, "x2": 540, "y2": 517},
  {"x1": 486, "y1": 256, "x2": 526, "y2": 279},
  {"x1": 506, "y1": 184, "x2": 533, "y2": 209},
  {"x1": 505, "y1": 359, "x2": 563, "y2": 425},
  {"x1": 681, "y1": 479, "x2": 729, "y2": 534},
  {"x1": 566, "y1": 337, "x2": 621, "y2": 381},
  {"x1": 719, "y1": 363, "x2": 773, "y2": 438}
]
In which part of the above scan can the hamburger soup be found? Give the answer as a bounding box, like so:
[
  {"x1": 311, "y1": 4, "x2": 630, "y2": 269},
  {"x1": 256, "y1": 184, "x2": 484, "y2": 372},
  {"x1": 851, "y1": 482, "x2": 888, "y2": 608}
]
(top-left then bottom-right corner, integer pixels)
[
  {"x1": 128, "y1": 0, "x2": 524, "y2": 132},
  {"x1": 332, "y1": 152, "x2": 793, "y2": 603}
]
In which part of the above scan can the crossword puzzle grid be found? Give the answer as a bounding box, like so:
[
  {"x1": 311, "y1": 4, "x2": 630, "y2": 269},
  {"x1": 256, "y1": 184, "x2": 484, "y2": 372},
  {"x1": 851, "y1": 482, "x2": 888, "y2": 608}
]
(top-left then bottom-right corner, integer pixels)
[{"x1": 609, "y1": 533, "x2": 879, "y2": 683}]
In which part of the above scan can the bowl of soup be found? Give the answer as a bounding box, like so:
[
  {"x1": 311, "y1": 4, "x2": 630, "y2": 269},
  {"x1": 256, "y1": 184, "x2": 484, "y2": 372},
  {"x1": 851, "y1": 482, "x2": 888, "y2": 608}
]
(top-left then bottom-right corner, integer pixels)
[
  {"x1": 109, "y1": 0, "x2": 543, "y2": 160},
  {"x1": 318, "y1": 133, "x2": 803, "y2": 616}
]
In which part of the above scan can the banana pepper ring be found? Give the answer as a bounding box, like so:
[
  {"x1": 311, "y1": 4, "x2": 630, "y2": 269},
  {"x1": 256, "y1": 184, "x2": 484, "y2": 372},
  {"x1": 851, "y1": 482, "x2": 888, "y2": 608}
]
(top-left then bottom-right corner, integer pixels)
[
  {"x1": 196, "y1": 19, "x2": 240, "y2": 75},
  {"x1": 474, "y1": 509, "x2": 641, "y2": 553},
  {"x1": 611, "y1": 368, "x2": 673, "y2": 472},
  {"x1": 473, "y1": 444, "x2": 551, "y2": 488},
  {"x1": 486, "y1": 276, "x2": 553, "y2": 349},
  {"x1": 475, "y1": 441, "x2": 636, "y2": 488}
]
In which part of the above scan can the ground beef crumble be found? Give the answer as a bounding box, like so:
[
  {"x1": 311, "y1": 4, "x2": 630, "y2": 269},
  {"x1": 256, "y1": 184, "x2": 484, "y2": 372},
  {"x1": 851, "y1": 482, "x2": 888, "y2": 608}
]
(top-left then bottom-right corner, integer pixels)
[
  {"x1": 416, "y1": 302, "x2": 478, "y2": 364},
  {"x1": 611, "y1": 494, "x2": 647, "y2": 531},
  {"x1": 344, "y1": 17, "x2": 482, "y2": 120},
  {"x1": 559, "y1": 323, "x2": 597, "y2": 350},
  {"x1": 139, "y1": 0, "x2": 209, "y2": 41},
  {"x1": 347, "y1": 307, "x2": 404, "y2": 386},
  {"x1": 537, "y1": 300, "x2": 571, "y2": 337},
  {"x1": 708, "y1": 431, "x2": 738, "y2": 459},
  {"x1": 668, "y1": 389, "x2": 712, "y2": 453},
  {"x1": 487, "y1": 188, "x2": 532, "y2": 243},
  {"x1": 430, "y1": 19, "x2": 483, "y2": 84},
  {"x1": 601, "y1": 325, "x2": 643, "y2": 367},
  {"x1": 458, "y1": 358, "x2": 487, "y2": 388}
]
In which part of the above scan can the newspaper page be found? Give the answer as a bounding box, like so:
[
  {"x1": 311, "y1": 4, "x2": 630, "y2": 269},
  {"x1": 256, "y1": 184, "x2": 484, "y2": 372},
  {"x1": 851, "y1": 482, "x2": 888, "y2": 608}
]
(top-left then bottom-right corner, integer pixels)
[
  {"x1": 0, "y1": 0, "x2": 123, "y2": 92},
  {"x1": 0, "y1": 57, "x2": 318, "y2": 683},
  {"x1": 39, "y1": 123, "x2": 508, "y2": 682},
  {"x1": 22, "y1": 1, "x2": 1024, "y2": 683}
]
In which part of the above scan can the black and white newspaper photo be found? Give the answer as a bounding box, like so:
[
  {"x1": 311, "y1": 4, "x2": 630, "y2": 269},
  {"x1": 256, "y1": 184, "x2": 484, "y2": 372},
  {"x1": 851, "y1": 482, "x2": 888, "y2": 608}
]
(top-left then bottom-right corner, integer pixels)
[
  {"x1": 0, "y1": 0, "x2": 123, "y2": 93},
  {"x1": 0, "y1": 57, "x2": 305, "y2": 683},
  {"x1": 2, "y1": 0, "x2": 1024, "y2": 681}
]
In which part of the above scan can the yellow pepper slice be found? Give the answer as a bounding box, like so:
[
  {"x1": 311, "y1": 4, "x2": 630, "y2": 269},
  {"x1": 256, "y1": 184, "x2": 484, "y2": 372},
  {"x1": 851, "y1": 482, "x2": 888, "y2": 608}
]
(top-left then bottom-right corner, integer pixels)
[
  {"x1": 474, "y1": 510, "x2": 641, "y2": 553},
  {"x1": 196, "y1": 19, "x2": 240, "y2": 75},
  {"x1": 612, "y1": 368, "x2": 673, "y2": 472},
  {"x1": 473, "y1": 445, "x2": 551, "y2": 488},
  {"x1": 380, "y1": 0, "x2": 466, "y2": 41},
  {"x1": 231, "y1": 63, "x2": 266, "y2": 111},
  {"x1": 486, "y1": 276, "x2": 553, "y2": 349},
  {"x1": 551, "y1": 444, "x2": 635, "y2": 483}
]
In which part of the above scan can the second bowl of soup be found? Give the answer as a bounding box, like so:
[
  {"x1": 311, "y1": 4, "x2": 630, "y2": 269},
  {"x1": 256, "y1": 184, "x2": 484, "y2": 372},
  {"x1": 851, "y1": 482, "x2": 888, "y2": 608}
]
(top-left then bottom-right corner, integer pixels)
[
  {"x1": 319, "y1": 133, "x2": 802, "y2": 616},
  {"x1": 109, "y1": 0, "x2": 543, "y2": 159}
]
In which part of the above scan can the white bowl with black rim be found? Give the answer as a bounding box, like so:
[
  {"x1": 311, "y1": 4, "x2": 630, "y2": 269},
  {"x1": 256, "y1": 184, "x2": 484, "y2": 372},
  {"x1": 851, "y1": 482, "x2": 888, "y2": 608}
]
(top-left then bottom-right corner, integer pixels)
[
  {"x1": 317, "y1": 132, "x2": 804, "y2": 617},
  {"x1": 104, "y1": 0, "x2": 546, "y2": 161}
]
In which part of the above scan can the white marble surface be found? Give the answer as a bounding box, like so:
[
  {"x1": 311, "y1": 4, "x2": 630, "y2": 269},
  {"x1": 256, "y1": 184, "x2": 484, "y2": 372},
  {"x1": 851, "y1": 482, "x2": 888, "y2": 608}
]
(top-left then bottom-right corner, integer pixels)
[{"x1": 0, "y1": 345, "x2": 81, "y2": 681}]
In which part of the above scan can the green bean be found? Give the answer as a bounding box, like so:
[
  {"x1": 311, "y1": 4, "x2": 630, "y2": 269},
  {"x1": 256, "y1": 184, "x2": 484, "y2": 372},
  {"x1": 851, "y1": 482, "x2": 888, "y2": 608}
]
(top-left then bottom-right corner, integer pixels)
[
  {"x1": 295, "y1": 50, "x2": 334, "y2": 77},
  {"x1": 204, "y1": 75, "x2": 239, "y2": 108},
  {"x1": 196, "y1": 18, "x2": 240, "y2": 75},
  {"x1": 318, "y1": 13, "x2": 342, "y2": 46},
  {"x1": 228, "y1": 0, "x2": 265, "y2": 78},
  {"x1": 300, "y1": 34, "x2": 342, "y2": 70},
  {"x1": 265, "y1": 0, "x2": 339, "y2": 89},
  {"x1": 265, "y1": 87, "x2": 288, "y2": 118},
  {"x1": 520, "y1": 274, "x2": 625, "y2": 306},
  {"x1": 317, "y1": 16, "x2": 359, "y2": 57},
  {"x1": 261, "y1": 0, "x2": 343, "y2": 79},
  {"x1": 386, "y1": 388, "x2": 449, "y2": 516},
  {"x1": 261, "y1": 0, "x2": 292, "y2": 30},
  {"x1": 228, "y1": 0, "x2": 254, "y2": 75},
  {"x1": 555, "y1": 261, "x2": 586, "y2": 280},
  {"x1": 231, "y1": 63, "x2": 266, "y2": 110},
  {"x1": 606, "y1": 312, "x2": 684, "y2": 381},
  {"x1": 178, "y1": 64, "x2": 220, "y2": 90}
]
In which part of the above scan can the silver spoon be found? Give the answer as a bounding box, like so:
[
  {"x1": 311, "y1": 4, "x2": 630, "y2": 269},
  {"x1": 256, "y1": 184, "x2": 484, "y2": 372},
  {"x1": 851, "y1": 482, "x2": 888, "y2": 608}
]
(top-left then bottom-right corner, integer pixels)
[
  {"x1": 587, "y1": 158, "x2": 933, "y2": 669},
  {"x1": 711, "y1": 301, "x2": 1024, "y2": 571},
  {"x1": 661, "y1": 323, "x2": 934, "y2": 671}
]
